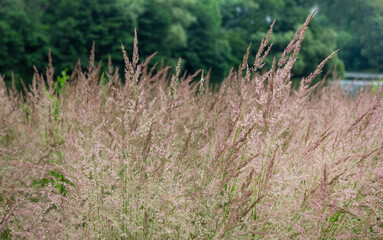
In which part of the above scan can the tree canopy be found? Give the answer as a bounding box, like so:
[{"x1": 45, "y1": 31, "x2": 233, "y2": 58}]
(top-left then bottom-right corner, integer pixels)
[
  {"x1": 2, "y1": 0, "x2": 381, "y2": 87},
  {"x1": 312, "y1": 0, "x2": 383, "y2": 72}
]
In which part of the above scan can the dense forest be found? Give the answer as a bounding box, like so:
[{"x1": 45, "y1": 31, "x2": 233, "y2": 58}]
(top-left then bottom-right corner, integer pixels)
[{"x1": 1, "y1": 0, "x2": 383, "y2": 86}]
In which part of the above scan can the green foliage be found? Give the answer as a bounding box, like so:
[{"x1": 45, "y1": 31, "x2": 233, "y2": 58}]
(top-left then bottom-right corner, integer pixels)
[
  {"x1": 137, "y1": 0, "x2": 196, "y2": 67},
  {"x1": 43, "y1": 0, "x2": 134, "y2": 74},
  {"x1": 315, "y1": 0, "x2": 383, "y2": 71},
  {"x1": 0, "y1": 0, "x2": 49, "y2": 87},
  {"x1": 5, "y1": 0, "x2": 383, "y2": 87},
  {"x1": 221, "y1": 0, "x2": 345, "y2": 79},
  {"x1": 184, "y1": 0, "x2": 231, "y2": 83},
  {"x1": 31, "y1": 170, "x2": 74, "y2": 196},
  {"x1": 56, "y1": 69, "x2": 69, "y2": 94},
  {"x1": 0, "y1": 227, "x2": 11, "y2": 240}
]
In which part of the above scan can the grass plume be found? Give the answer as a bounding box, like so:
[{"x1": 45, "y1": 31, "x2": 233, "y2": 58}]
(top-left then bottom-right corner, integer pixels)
[{"x1": 1, "y1": 16, "x2": 383, "y2": 239}]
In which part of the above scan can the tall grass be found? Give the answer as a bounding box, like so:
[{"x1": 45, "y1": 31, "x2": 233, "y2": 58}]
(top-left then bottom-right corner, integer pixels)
[{"x1": 1, "y1": 15, "x2": 383, "y2": 239}]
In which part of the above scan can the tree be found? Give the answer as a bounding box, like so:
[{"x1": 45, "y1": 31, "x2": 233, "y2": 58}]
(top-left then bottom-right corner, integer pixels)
[
  {"x1": 136, "y1": 0, "x2": 196, "y2": 67},
  {"x1": 0, "y1": 0, "x2": 49, "y2": 87},
  {"x1": 220, "y1": 0, "x2": 344, "y2": 80},
  {"x1": 0, "y1": 0, "x2": 353, "y2": 88},
  {"x1": 315, "y1": 0, "x2": 383, "y2": 71},
  {"x1": 43, "y1": 0, "x2": 134, "y2": 73},
  {"x1": 183, "y1": 0, "x2": 232, "y2": 83}
]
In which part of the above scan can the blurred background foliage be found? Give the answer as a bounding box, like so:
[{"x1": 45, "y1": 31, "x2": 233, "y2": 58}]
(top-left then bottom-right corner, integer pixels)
[{"x1": 0, "y1": 0, "x2": 382, "y2": 87}]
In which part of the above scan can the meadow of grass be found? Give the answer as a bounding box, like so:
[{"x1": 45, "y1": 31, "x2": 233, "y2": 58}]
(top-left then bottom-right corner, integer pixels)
[{"x1": 1, "y1": 15, "x2": 383, "y2": 239}]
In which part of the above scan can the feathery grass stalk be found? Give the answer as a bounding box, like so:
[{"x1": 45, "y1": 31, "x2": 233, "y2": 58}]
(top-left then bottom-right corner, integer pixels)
[{"x1": 1, "y1": 15, "x2": 383, "y2": 239}]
